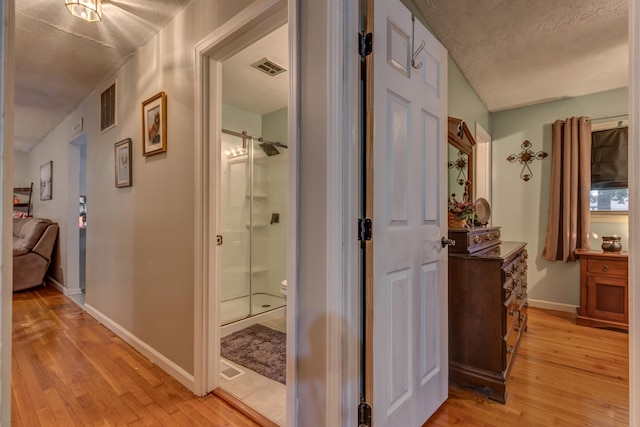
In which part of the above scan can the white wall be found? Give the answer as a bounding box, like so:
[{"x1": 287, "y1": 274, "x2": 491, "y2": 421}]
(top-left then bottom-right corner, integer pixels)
[
  {"x1": 491, "y1": 87, "x2": 629, "y2": 306},
  {"x1": 26, "y1": 0, "x2": 254, "y2": 376},
  {"x1": 298, "y1": 0, "x2": 329, "y2": 423},
  {"x1": 12, "y1": 150, "x2": 28, "y2": 187}
]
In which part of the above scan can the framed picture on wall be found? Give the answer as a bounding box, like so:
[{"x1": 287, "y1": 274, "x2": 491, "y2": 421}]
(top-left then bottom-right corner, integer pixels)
[
  {"x1": 40, "y1": 161, "x2": 52, "y2": 201},
  {"x1": 141, "y1": 91, "x2": 167, "y2": 156},
  {"x1": 114, "y1": 138, "x2": 132, "y2": 187}
]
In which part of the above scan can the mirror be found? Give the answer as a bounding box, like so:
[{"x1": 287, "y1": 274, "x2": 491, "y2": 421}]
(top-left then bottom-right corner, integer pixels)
[{"x1": 447, "y1": 117, "x2": 475, "y2": 203}]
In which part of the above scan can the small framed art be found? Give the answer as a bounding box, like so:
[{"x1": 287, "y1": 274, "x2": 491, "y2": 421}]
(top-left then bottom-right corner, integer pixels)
[
  {"x1": 114, "y1": 138, "x2": 132, "y2": 187},
  {"x1": 40, "y1": 161, "x2": 52, "y2": 201},
  {"x1": 141, "y1": 91, "x2": 167, "y2": 156}
]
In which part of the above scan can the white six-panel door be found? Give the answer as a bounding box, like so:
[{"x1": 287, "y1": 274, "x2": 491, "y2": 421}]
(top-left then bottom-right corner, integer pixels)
[{"x1": 370, "y1": 0, "x2": 448, "y2": 425}]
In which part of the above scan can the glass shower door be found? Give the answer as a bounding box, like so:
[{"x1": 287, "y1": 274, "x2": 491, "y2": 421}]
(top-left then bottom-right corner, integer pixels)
[{"x1": 220, "y1": 133, "x2": 251, "y2": 324}]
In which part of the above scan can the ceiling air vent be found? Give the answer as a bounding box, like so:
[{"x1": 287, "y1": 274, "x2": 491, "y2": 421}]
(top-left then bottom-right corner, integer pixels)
[
  {"x1": 100, "y1": 81, "x2": 116, "y2": 133},
  {"x1": 250, "y1": 57, "x2": 287, "y2": 76}
]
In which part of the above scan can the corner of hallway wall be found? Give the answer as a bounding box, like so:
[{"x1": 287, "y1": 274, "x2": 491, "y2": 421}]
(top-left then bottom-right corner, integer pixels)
[
  {"x1": 12, "y1": 150, "x2": 29, "y2": 187},
  {"x1": 21, "y1": 0, "x2": 256, "y2": 379},
  {"x1": 447, "y1": 56, "x2": 491, "y2": 135}
]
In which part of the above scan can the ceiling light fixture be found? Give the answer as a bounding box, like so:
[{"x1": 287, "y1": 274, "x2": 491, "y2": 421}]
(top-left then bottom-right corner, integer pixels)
[{"x1": 65, "y1": 0, "x2": 102, "y2": 22}]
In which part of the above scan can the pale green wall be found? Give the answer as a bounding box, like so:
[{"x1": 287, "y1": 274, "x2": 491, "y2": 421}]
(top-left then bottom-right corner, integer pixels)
[
  {"x1": 448, "y1": 56, "x2": 490, "y2": 134},
  {"x1": 26, "y1": 0, "x2": 255, "y2": 376},
  {"x1": 261, "y1": 107, "x2": 288, "y2": 297},
  {"x1": 222, "y1": 104, "x2": 261, "y2": 136},
  {"x1": 491, "y1": 87, "x2": 629, "y2": 306},
  {"x1": 447, "y1": 56, "x2": 490, "y2": 201}
]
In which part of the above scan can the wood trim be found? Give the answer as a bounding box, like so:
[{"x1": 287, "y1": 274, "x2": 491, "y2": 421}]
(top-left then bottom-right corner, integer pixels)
[
  {"x1": 212, "y1": 388, "x2": 279, "y2": 427},
  {"x1": 1, "y1": 0, "x2": 15, "y2": 423},
  {"x1": 628, "y1": 0, "x2": 639, "y2": 422},
  {"x1": 326, "y1": 0, "x2": 342, "y2": 423},
  {"x1": 193, "y1": 20, "x2": 213, "y2": 397},
  {"x1": 575, "y1": 249, "x2": 629, "y2": 260},
  {"x1": 364, "y1": 0, "x2": 374, "y2": 407},
  {"x1": 447, "y1": 117, "x2": 475, "y2": 200},
  {"x1": 286, "y1": 1, "x2": 298, "y2": 425},
  {"x1": 325, "y1": 0, "x2": 359, "y2": 424}
]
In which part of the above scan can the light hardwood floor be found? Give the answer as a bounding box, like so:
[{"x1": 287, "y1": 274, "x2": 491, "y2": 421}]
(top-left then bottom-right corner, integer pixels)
[
  {"x1": 11, "y1": 286, "x2": 260, "y2": 427},
  {"x1": 426, "y1": 307, "x2": 629, "y2": 426},
  {"x1": 11, "y1": 286, "x2": 629, "y2": 426}
]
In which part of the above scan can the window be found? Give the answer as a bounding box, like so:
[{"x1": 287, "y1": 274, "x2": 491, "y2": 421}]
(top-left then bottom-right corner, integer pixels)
[
  {"x1": 590, "y1": 188, "x2": 628, "y2": 212},
  {"x1": 590, "y1": 124, "x2": 628, "y2": 212}
]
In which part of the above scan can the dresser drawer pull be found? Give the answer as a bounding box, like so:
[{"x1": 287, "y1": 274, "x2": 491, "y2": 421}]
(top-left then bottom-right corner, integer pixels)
[
  {"x1": 602, "y1": 265, "x2": 609, "y2": 272},
  {"x1": 506, "y1": 344, "x2": 514, "y2": 355},
  {"x1": 487, "y1": 233, "x2": 493, "y2": 241},
  {"x1": 474, "y1": 235, "x2": 481, "y2": 244},
  {"x1": 509, "y1": 308, "x2": 516, "y2": 317}
]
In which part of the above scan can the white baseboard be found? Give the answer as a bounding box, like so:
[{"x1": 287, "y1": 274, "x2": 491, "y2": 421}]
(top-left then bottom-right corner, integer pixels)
[
  {"x1": 45, "y1": 275, "x2": 83, "y2": 296},
  {"x1": 527, "y1": 298, "x2": 578, "y2": 314},
  {"x1": 83, "y1": 303, "x2": 196, "y2": 393}
]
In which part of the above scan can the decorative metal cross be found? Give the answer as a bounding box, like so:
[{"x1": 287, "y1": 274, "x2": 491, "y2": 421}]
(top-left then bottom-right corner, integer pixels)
[
  {"x1": 448, "y1": 150, "x2": 468, "y2": 185},
  {"x1": 506, "y1": 140, "x2": 548, "y2": 182}
]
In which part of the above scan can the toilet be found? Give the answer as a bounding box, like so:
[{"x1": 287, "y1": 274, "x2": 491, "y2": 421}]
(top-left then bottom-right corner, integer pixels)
[{"x1": 280, "y1": 279, "x2": 287, "y2": 300}]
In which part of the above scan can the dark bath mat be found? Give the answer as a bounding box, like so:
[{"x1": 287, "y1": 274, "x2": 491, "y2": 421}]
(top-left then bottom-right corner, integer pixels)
[{"x1": 221, "y1": 324, "x2": 286, "y2": 384}]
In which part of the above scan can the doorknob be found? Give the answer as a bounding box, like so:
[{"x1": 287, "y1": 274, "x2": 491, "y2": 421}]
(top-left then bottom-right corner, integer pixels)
[{"x1": 441, "y1": 237, "x2": 455, "y2": 248}]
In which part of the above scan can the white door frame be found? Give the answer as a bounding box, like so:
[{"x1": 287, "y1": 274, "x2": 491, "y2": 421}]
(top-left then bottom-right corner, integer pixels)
[
  {"x1": 628, "y1": 1, "x2": 640, "y2": 425},
  {"x1": 192, "y1": 0, "x2": 290, "y2": 397},
  {"x1": 474, "y1": 122, "x2": 491, "y2": 212},
  {"x1": 65, "y1": 133, "x2": 86, "y2": 297}
]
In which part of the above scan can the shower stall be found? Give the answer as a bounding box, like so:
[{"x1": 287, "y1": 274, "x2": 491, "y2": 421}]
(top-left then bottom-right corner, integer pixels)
[{"x1": 219, "y1": 128, "x2": 288, "y2": 326}]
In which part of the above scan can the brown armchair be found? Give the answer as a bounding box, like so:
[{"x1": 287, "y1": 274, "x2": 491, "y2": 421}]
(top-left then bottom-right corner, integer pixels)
[{"x1": 13, "y1": 217, "x2": 59, "y2": 291}]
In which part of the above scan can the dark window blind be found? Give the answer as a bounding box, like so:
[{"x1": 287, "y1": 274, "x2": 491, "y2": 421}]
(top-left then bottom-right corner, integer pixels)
[{"x1": 591, "y1": 127, "x2": 628, "y2": 189}]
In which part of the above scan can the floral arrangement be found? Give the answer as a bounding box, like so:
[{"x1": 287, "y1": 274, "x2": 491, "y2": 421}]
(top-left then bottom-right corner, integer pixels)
[{"x1": 448, "y1": 193, "x2": 477, "y2": 223}]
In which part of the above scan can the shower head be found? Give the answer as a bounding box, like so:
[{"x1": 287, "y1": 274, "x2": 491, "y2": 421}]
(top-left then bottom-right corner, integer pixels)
[{"x1": 259, "y1": 143, "x2": 280, "y2": 157}]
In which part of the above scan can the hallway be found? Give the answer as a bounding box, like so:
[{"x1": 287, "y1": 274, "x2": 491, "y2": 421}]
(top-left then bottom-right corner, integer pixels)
[{"x1": 11, "y1": 286, "x2": 259, "y2": 426}]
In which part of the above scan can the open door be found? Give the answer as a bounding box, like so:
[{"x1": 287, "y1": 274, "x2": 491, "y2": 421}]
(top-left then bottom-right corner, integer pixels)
[{"x1": 363, "y1": 0, "x2": 449, "y2": 425}]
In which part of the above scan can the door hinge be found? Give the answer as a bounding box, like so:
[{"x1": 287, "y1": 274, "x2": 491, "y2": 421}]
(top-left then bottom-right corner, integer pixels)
[
  {"x1": 216, "y1": 235, "x2": 223, "y2": 246},
  {"x1": 358, "y1": 218, "x2": 372, "y2": 241},
  {"x1": 359, "y1": 32, "x2": 373, "y2": 58},
  {"x1": 358, "y1": 399, "x2": 372, "y2": 427}
]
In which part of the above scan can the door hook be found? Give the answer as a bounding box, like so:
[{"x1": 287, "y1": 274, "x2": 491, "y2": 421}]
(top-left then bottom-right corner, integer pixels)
[{"x1": 411, "y1": 15, "x2": 425, "y2": 70}]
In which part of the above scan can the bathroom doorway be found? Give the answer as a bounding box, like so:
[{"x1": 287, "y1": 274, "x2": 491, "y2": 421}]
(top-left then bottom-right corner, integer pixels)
[
  {"x1": 194, "y1": 5, "x2": 291, "y2": 424},
  {"x1": 217, "y1": 23, "x2": 289, "y2": 425}
]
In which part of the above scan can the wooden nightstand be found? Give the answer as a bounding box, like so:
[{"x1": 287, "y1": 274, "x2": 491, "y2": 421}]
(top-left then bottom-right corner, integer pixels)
[{"x1": 575, "y1": 249, "x2": 628, "y2": 330}]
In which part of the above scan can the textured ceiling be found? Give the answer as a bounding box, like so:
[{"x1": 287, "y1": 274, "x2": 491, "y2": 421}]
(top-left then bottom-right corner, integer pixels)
[
  {"x1": 14, "y1": 0, "x2": 192, "y2": 152},
  {"x1": 15, "y1": 1, "x2": 629, "y2": 151},
  {"x1": 414, "y1": 0, "x2": 629, "y2": 112}
]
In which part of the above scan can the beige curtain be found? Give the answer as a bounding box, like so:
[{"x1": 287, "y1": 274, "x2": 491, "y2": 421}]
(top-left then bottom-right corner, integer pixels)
[{"x1": 542, "y1": 117, "x2": 592, "y2": 262}]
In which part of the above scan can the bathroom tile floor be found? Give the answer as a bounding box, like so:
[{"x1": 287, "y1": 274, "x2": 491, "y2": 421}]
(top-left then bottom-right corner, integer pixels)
[
  {"x1": 221, "y1": 293, "x2": 286, "y2": 325},
  {"x1": 220, "y1": 316, "x2": 287, "y2": 426}
]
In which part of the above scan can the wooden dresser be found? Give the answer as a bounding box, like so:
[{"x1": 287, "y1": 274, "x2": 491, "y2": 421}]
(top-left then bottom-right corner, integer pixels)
[
  {"x1": 575, "y1": 249, "x2": 628, "y2": 330},
  {"x1": 448, "y1": 238, "x2": 528, "y2": 403}
]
